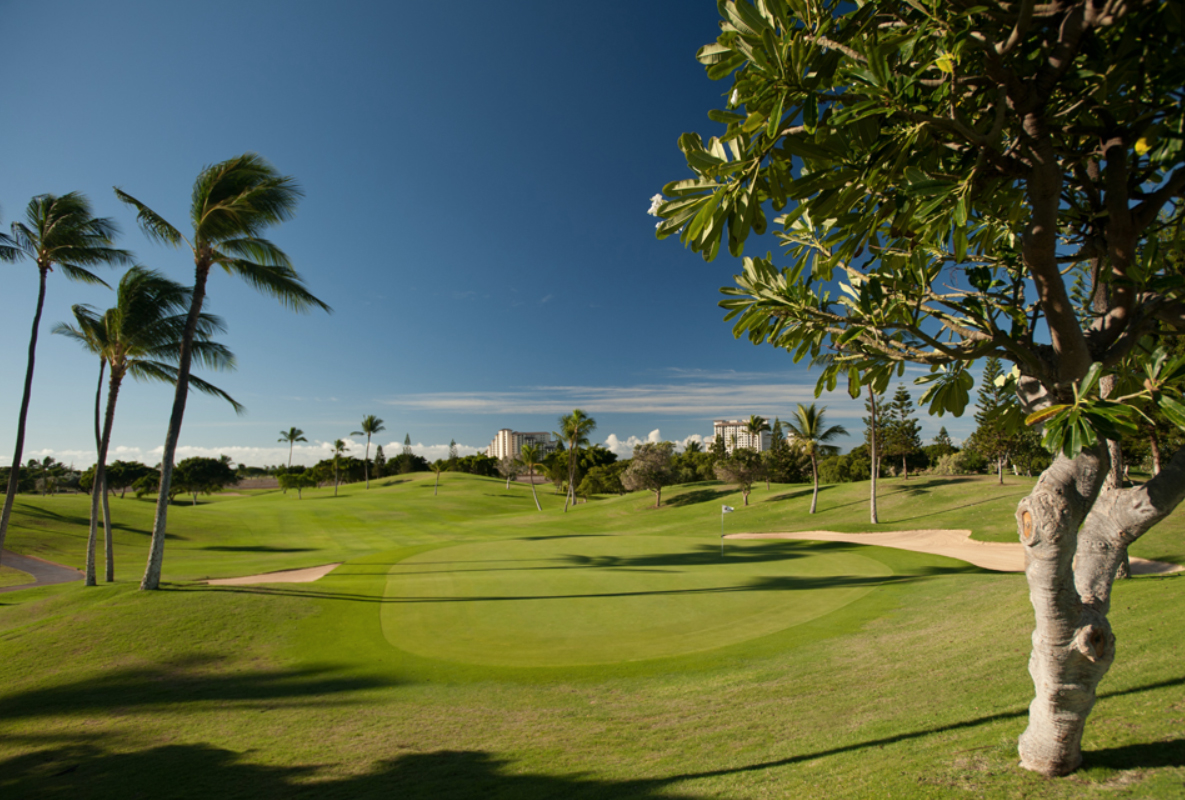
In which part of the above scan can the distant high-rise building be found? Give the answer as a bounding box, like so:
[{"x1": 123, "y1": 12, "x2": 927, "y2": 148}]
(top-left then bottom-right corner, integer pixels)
[
  {"x1": 485, "y1": 429, "x2": 559, "y2": 460},
  {"x1": 712, "y1": 419, "x2": 773, "y2": 454}
]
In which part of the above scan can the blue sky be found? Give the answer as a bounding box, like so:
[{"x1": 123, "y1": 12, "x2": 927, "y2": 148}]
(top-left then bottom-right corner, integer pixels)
[{"x1": 1, "y1": 0, "x2": 973, "y2": 468}]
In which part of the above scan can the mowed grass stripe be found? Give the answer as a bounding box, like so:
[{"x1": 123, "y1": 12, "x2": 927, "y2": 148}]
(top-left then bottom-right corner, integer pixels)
[{"x1": 382, "y1": 536, "x2": 894, "y2": 666}]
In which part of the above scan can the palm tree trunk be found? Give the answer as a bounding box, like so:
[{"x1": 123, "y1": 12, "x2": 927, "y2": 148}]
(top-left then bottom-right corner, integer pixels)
[
  {"x1": 103, "y1": 486, "x2": 114, "y2": 582},
  {"x1": 0, "y1": 266, "x2": 50, "y2": 566},
  {"x1": 88, "y1": 369, "x2": 121, "y2": 585},
  {"x1": 530, "y1": 467, "x2": 541, "y2": 511},
  {"x1": 141, "y1": 265, "x2": 208, "y2": 590},
  {"x1": 364, "y1": 436, "x2": 371, "y2": 489},
  {"x1": 86, "y1": 359, "x2": 107, "y2": 587},
  {"x1": 868, "y1": 384, "x2": 879, "y2": 524},
  {"x1": 810, "y1": 453, "x2": 819, "y2": 514}
]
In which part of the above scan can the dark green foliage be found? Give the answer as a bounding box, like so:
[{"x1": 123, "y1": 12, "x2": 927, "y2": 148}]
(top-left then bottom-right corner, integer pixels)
[
  {"x1": 713, "y1": 448, "x2": 764, "y2": 505},
  {"x1": 578, "y1": 462, "x2": 629, "y2": 496},
  {"x1": 448, "y1": 454, "x2": 498, "y2": 478},
  {"x1": 171, "y1": 457, "x2": 237, "y2": 504},
  {"x1": 882, "y1": 385, "x2": 922, "y2": 479}
]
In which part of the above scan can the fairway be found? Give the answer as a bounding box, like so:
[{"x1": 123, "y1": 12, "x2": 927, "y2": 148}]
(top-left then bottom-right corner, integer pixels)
[{"x1": 382, "y1": 535, "x2": 893, "y2": 666}]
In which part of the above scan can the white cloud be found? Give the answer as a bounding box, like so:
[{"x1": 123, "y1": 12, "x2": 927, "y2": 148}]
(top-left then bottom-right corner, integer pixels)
[
  {"x1": 602, "y1": 429, "x2": 663, "y2": 458},
  {"x1": 380, "y1": 381, "x2": 866, "y2": 418}
]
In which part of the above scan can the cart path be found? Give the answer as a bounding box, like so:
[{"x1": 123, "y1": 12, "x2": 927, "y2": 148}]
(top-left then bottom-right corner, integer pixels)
[
  {"x1": 0, "y1": 550, "x2": 84, "y2": 593},
  {"x1": 206, "y1": 563, "x2": 342, "y2": 585},
  {"x1": 724, "y1": 530, "x2": 1184, "y2": 575}
]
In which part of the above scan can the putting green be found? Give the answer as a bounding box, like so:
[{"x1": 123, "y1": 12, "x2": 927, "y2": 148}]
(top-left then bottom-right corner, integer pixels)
[{"x1": 380, "y1": 535, "x2": 894, "y2": 667}]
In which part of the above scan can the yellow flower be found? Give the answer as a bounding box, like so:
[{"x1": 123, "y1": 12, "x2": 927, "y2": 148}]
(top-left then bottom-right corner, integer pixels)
[
  {"x1": 936, "y1": 52, "x2": 956, "y2": 74},
  {"x1": 1134, "y1": 137, "x2": 1152, "y2": 156}
]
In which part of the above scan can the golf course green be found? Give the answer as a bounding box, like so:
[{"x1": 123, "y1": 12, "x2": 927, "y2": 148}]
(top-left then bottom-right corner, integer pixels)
[{"x1": 384, "y1": 536, "x2": 892, "y2": 666}]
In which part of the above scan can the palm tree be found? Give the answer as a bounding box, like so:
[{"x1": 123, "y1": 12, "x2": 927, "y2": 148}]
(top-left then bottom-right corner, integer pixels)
[
  {"x1": 55, "y1": 267, "x2": 241, "y2": 584},
  {"x1": 278, "y1": 427, "x2": 307, "y2": 469},
  {"x1": 520, "y1": 443, "x2": 544, "y2": 511},
  {"x1": 115, "y1": 154, "x2": 331, "y2": 590},
  {"x1": 557, "y1": 409, "x2": 596, "y2": 512},
  {"x1": 0, "y1": 194, "x2": 131, "y2": 567},
  {"x1": 331, "y1": 439, "x2": 348, "y2": 496},
  {"x1": 351, "y1": 415, "x2": 385, "y2": 489},
  {"x1": 785, "y1": 403, "x2": 849, "y2": 515},
  {"x1": 746, "y1": 414, "x2": 772, "y2": 489}
]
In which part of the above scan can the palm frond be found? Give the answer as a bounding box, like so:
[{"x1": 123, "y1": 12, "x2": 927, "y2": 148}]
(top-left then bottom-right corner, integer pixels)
[
  {"x1": 192, "y1": 154, "x2": 303, "y2": 242},
  {"x1": 187, "y1": 340, "x2": 237, "y2": 372},
  {"x1": 216, "y1": 257, "x2": 331, "y2": 313},
  {"x1": 217, "y1": 237, "x2": 293, "y2": 267},
  {"x1": 128, "y1": 361, "x2": 245, "y2": 415},
  {"x1": 113, "y1": 188, "x2": 184, "y2": 248},
  {"x1": 58, "y1": 263, "x2": 113, "y2": 288}
]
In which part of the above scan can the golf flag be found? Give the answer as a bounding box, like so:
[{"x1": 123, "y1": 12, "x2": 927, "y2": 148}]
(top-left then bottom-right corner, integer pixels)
[{"x1": 722, "y1": 505, "x2": 734, "y2": 513}]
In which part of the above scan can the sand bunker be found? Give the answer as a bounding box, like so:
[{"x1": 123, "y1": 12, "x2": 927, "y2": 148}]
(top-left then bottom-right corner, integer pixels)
[
  {"x1": 206, "y1": 562, "x2": 341, "y2": 586},
  {"x1": 725, "y1": 530, "x2": 1182, "y2": 575}
]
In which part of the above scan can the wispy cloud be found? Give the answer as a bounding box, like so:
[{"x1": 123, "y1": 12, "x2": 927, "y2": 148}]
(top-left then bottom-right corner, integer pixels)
[{"x1": 380, "y1": 380, "x2": 863, "y2": 418}]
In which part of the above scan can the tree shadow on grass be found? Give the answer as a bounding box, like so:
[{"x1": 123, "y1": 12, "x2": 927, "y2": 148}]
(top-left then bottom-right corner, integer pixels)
[
  {"x1": 664, "y1": 488, "x2": 734, "y2": 508},
  {"x1": 10, "y1": 504, "x2": 167, "y2": 539},
  {"x1": 7, "y1": 676, "x2": 1181, "y2": 798},
  {"x1": 201, "y1": 546, "x2": 318, "y2": 553},
  {"x1": 0, "y1": 745, "x2": 703, "y2": 800},
  {"x1": 0, "y1": 653, "x2": 394, "y2": 721}
]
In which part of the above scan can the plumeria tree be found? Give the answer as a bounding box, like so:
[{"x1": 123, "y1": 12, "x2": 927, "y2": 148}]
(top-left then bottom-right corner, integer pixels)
[{"x1": 652, "y1": 0, "x2": 1185, "y2": 776}]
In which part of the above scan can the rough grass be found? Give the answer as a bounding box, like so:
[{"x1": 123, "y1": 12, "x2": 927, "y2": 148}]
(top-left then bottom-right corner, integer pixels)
[
  {"x1": 1, "y1": 473, "x2": 1182, "y2": 798},
  {"x1": 0, "y1": 564, "x2": 34, "y2": 588}
]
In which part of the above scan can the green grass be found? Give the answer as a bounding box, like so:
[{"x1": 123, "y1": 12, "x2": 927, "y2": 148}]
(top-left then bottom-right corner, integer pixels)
[
  {"x1": 0, "y1": 564, "x2": 34, "y2": 588},
  {"x1": 1, "y1": 473, "x2": 1182, "y2": 798}
]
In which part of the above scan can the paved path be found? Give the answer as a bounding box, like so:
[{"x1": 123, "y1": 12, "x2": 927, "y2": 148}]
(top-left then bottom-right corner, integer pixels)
[
  {"x1": 725, "y1": 530, "x2": 1184, "y2": 575},
  {"x1": 0, "y1": 549, "x2": 83, "y2": 593}
]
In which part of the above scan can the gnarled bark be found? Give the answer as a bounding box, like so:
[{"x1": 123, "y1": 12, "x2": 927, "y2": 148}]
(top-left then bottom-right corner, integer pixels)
[{"x1": 1016, "y1": 446, "x2": 1110, "y2": 777}]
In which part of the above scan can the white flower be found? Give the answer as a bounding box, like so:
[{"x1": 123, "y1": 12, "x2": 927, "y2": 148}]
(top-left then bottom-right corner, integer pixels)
[
  {"x1": 647, "y1": 193, "x2": 664, "y2": 216},
  {"x1": 730, "y1": 89, "x2": 739, "y2": 106}
]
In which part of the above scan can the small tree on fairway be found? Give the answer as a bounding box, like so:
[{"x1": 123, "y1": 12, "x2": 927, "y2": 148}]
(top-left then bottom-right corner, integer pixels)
[
  {"x1": 497, "y1": 455, "x2": 522, "y2": 489},
  {"x1": 279, "y1": 427, "x2": 307, "y2": 469},
  {"x1": 171, "y1": 456, "x2": 236, "y2": 505},
  {"x1": 116, "y1": 154, "x2": 330, "y2": 591},
  {"x1": 0, "y1": 194, "x2": 131, "y2": 568},
  {"x1": 653, "y1": 1, "x2": 1185, "y2": 774},
  {"x1": 746, "y1": 414, "x2": 772, "y2": 488},
  {"x1": 621, "y1": 441, "x2": 676, "y2": 508},
  {"x1": 351, "y1": 415, "x2": 385, "y2": 489},
  {"x1": 713, "y1": 448, "x2": 763, "y2": 507},
  {"x1": 784, "y1": 404, "x2": 848, "y2": 514},
  {"x1": 278, "y1": 470, "x2": 316, "y2": 499}
]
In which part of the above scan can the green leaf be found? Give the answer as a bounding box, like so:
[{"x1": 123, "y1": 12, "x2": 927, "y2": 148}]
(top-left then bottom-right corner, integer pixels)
[
  {"x1": 1160, "y1": 396, "x2": 1185, "y2": 428},
  {"x1": 1026, "y1": 405, "x2": 1069, "y2": 427},
  {"x1": 803, "y1": 94, "x2": 818, "y2": 133},
  {"x1": 767, "y1": 93, "x2": 785, "y2": 139}
]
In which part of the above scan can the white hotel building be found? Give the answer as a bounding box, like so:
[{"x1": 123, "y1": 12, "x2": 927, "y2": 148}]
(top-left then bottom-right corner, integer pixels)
[
  {"x1": 485, "y1": 429, "x2": 559, "y2": 460},
  {"x1": 711, "y1": 419, "x2": 775, "y2": 454}
]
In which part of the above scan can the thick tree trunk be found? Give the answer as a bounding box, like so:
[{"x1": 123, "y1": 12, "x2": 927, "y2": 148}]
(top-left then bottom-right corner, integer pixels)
[
  {"x1": 1017, "y1": 447, "x2": 1111, "y2": 777},
  {"x1": 142, "y1": 264, "x2": 209, "y2": 590},
  {"x1": 0, "y1": 266, "x2": 50, "y2": 567}
]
